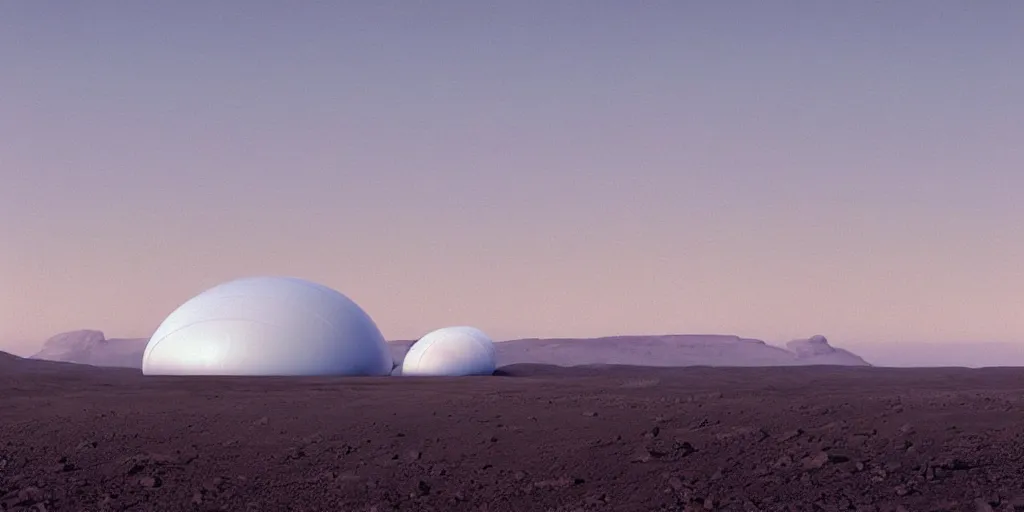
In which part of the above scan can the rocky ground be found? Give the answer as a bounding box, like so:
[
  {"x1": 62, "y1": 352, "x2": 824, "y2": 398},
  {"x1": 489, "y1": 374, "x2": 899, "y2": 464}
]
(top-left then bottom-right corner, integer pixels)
[{"x1": 2, "y1": 357, "x2": 1024, "y2": 511}]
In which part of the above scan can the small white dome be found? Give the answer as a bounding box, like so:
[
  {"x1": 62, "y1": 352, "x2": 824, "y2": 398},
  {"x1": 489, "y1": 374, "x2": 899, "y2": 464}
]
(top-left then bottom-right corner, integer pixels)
[
  {"x1": 401, "y1": 326, "x2": 496, "y2": 377},
  {"x1": 142, "y1": 276, "x2": 393, "y2": 376}
]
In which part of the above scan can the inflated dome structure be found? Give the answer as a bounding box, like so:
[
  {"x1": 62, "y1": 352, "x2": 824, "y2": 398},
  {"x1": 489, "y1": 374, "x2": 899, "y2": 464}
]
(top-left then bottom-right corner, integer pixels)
[
  {"x1": 142, "y1": 276, "x2": 393, "y2": 376},
  {"x1": 401, "y1": 326, "x2": 496, "y2": 377}
]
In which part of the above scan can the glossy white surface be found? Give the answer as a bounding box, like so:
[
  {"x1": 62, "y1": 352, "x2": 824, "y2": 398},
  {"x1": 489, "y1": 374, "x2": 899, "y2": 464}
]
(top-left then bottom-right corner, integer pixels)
[
  {"x1": 401, "y1": 326, "x2": 496, "y2": 376},
  {"x1": 142, "y1": 276, "x2": 393, "y2": 376}
]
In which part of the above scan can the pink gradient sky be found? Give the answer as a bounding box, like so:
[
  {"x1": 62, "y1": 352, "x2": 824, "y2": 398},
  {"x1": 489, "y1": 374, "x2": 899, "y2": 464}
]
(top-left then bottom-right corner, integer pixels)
[{"x1": 2, "y1": 2, "x2": 1023, "y2": 356}]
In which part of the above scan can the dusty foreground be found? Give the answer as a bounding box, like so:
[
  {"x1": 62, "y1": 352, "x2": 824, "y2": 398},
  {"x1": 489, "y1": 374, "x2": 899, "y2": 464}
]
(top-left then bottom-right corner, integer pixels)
[{"x1": 2, "y1": 362, "x2": 1024, "y2": 512}]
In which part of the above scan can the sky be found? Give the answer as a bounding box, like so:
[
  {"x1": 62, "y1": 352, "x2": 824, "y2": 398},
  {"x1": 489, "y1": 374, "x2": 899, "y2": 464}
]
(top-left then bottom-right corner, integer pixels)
[{"x1": 2, "y1": 1, "x2": 1023, "y2": 358}]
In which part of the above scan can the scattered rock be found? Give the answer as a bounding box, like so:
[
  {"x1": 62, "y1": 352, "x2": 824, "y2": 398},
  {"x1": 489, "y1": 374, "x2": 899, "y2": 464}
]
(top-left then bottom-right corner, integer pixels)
[
  {"x1": 416, "y1": 480, "x2": 431, "y2": 496},
  {"x1": 75, "y1": 440, "x2": 97, "y2": 450},
  {"x1": 674, "y1": 441, "x2": 696, "y2": 457},
  {"x1": 139, "y1": 476, "x2": 162, "y2": 489},
  {"x1": 827, "y1": 452, "x2": 850, "y2": 463},
  {"x1": 203, "y1": 477, "x2": 225, "y2": 492},
  {"x1": 779, "y1": 429, "x2": 804, "y2": 442},
  {"x1": 5, "y1": 357, "x2": 1024, "y2": 510},
  {"x1": 632, "y1": 447, "x2": 657, "y2": 463},
  {"x1": 668, "y1": 476, "x2": 686, "y2": 491},
  {"x1": 803, "y1": 451, "x2": 829, "y2": 470}
]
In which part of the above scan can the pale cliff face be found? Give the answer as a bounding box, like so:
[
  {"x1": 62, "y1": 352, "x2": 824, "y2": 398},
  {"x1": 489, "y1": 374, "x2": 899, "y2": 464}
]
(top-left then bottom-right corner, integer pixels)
[
  {"x1": 389, "y1": 333, "x2": 870, "y2": 371},
  {"x1": 30, "y1": 330, "x2": 146, "y2": 369},
  {"x1": 32, "y1": 330, "x2": 871, "y2": 370}
]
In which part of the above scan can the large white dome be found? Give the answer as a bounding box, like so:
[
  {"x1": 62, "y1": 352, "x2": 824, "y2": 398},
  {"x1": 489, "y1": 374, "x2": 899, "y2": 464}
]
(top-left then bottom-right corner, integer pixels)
[
  {"x1": 142, "y1": 276, "x2": 393, "y2": 376},
  {"x1": 401, "y1": 326, "x2": 496, "y2": 377}
]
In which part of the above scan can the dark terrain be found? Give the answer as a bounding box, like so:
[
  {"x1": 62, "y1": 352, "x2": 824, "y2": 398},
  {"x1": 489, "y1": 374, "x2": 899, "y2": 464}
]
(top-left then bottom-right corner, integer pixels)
[{"x1": 3, "y1": 353, "x2": 1024, "y2": 511}]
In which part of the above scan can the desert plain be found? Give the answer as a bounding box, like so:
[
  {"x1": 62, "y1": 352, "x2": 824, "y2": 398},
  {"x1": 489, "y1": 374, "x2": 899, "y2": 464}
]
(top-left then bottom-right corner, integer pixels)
[{"x1": 4, "y1": 340, "x2": 1024, "y2": 512}]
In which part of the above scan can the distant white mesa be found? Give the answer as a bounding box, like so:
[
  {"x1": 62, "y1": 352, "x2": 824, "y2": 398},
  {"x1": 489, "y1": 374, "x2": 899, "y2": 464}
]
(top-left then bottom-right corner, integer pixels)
[
  {"x1": 401, "y1": 326, "x2": 497, "y2": 377},
  {"x1": 142, "y1": 276, "x2": 393, "y2": 376}
]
